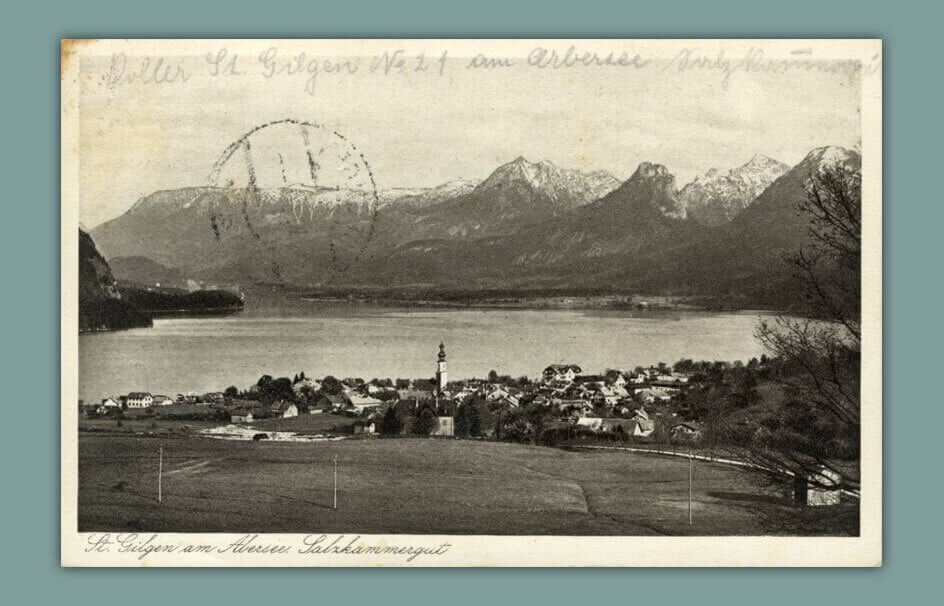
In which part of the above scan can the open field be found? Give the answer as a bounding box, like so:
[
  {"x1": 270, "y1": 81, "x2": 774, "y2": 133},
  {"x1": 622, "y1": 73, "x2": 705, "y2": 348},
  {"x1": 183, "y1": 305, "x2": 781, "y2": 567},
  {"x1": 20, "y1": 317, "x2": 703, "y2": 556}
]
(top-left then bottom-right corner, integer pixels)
[
  {"x1": 79, "y1": 416, "x2": 222, "y2": 434},
  {"x1": 77, "y1": 432, "x2": 857, "y2": 536},
  {"x1": 80, "y1": 411, "x2": 356, "y2": 437},
  {"x1": 251, "y1": 413, "x2": 355, "y2": 435}
]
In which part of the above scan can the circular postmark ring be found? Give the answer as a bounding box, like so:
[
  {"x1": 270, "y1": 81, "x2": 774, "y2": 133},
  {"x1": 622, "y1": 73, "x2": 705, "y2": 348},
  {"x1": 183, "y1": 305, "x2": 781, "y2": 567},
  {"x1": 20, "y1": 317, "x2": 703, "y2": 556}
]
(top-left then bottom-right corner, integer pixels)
[{"x1": 191, "y1": 118, "x2": 381, "y2": 284}]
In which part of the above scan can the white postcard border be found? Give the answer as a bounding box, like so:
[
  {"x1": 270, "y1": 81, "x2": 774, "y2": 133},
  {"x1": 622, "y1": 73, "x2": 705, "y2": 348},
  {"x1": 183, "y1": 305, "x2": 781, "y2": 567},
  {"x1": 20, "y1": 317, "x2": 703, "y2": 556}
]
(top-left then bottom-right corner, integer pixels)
[{"x1": 61, "y1": 38, "x2": 882, "y2": 567}]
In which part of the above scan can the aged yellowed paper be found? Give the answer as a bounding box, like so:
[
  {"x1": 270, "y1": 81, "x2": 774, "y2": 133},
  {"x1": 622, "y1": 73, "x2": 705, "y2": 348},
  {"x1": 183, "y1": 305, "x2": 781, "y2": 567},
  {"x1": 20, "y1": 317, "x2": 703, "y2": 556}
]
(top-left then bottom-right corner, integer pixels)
[{"x1": 62, "y1": 38, "x2": 881, "y2": 566}]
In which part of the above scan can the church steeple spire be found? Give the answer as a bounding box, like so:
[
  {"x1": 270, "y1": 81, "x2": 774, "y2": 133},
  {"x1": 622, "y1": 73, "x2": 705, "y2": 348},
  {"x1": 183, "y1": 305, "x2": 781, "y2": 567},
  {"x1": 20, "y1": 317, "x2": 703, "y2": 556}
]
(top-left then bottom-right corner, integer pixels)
[{"x1": 436, "y1": 342, "x2": 447, "y2": 394}]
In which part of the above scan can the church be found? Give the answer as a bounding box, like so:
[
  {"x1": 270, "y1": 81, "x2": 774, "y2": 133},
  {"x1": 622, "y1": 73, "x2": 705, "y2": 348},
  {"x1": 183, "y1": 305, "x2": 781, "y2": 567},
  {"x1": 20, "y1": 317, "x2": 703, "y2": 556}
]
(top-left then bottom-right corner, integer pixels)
[
  {"x1": 429, "y1": 342, "x2": 454, "y2": 436},
  {"x1": 436, "y1": 341, "x2": 448, "y2": 395}
]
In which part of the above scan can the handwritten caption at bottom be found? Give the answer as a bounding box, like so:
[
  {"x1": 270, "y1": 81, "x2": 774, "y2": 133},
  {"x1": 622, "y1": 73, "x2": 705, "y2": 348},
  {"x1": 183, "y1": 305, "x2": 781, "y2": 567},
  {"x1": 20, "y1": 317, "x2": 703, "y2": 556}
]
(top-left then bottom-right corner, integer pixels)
[{"x1": 85, "y1": 533, "x2": 453, "y2": 563}]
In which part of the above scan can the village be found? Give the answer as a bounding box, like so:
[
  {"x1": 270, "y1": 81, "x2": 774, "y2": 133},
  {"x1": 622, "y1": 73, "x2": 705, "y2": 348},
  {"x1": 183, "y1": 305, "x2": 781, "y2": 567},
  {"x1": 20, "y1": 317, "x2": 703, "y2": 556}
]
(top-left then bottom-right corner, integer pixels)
[
  {"x1": 78, "y1": 342, "x2": 855, "y2": 532},
  {"x1": 82, "y1": 343, "x2": 706, "y2": 445}
]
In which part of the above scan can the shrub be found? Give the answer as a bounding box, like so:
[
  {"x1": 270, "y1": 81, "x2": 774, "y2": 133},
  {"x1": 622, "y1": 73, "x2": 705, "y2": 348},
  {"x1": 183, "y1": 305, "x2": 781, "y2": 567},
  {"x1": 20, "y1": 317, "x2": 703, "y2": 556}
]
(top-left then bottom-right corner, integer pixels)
[
  {"x1": 412, "y1": 408, "x2": 438, "y2": 436},
  {"x1": 378, "y1": 407, "x2": 404, "y2": 436}
]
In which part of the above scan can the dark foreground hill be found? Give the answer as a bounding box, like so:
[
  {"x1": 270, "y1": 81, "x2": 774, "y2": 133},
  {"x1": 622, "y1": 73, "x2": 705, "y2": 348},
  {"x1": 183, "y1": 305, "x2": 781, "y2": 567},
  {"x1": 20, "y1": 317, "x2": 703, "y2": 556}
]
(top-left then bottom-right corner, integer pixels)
[
  {"x1": 79, "y1": 229, "x2": 244, "y2": 331},
  {"x1": 79, "y1": 229, "x2": 152, "y2": 331}
]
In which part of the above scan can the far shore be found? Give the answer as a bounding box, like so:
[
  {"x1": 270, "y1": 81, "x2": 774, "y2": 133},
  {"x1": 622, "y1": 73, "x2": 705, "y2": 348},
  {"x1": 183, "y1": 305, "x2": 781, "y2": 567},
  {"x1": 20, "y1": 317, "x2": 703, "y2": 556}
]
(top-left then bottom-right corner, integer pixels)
[
  {"x1": 296, "y1": 294, "x2": 709, "y2": 312},
  {"x1": 141, "y1": 306, "x2": 244, "y2": 316},
  {"x1": 290, "y1": 296, "x2": 781, "y2": 315}
]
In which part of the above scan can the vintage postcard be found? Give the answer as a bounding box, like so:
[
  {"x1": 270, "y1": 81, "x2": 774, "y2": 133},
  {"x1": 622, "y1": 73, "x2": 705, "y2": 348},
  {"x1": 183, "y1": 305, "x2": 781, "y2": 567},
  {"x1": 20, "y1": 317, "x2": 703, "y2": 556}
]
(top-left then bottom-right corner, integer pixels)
[{"x1": 61, "y1": 38, "x2": 882, "y2": 566}]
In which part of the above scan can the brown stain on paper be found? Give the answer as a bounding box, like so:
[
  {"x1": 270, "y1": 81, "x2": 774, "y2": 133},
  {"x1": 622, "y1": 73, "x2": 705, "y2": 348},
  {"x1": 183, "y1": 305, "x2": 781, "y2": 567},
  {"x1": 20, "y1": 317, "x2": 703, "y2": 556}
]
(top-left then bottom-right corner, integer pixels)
[{"x1": 61, "y1": 39, "x2": 98, "y2": 74}]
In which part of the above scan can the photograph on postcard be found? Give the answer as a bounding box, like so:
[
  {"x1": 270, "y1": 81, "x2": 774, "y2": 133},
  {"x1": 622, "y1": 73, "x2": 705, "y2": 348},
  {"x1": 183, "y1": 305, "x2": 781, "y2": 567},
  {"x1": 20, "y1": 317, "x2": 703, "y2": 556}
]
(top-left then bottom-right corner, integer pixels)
[{"x1": 61, "y1": 38, "x2": 881, "y2": 566}]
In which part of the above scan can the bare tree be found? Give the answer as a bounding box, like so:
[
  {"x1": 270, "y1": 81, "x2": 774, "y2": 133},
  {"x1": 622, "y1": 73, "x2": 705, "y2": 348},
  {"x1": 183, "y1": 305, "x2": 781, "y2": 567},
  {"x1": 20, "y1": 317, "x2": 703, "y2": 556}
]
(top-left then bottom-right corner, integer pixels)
[{"x1": 723, "y1": 160, "x2": 862, "y2": 498}]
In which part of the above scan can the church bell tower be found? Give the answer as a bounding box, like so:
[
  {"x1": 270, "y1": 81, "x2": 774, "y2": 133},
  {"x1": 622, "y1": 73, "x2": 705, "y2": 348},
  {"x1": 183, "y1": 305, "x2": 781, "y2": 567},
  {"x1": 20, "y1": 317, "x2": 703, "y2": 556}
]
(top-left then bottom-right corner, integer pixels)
[{"x1": 436, "y1": 342, "x2": 447, "y2": 394}]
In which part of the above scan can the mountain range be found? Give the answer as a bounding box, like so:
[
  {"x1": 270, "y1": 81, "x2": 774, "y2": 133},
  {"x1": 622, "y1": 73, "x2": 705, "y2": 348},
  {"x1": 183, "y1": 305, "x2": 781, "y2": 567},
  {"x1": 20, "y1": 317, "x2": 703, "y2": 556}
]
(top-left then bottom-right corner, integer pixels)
[
  {"x1": 90, "y1": 148, "x2": 860, "y2": 309},
  {"x1": 680, "y1": 155, "x2": 790, "y2": 226}
]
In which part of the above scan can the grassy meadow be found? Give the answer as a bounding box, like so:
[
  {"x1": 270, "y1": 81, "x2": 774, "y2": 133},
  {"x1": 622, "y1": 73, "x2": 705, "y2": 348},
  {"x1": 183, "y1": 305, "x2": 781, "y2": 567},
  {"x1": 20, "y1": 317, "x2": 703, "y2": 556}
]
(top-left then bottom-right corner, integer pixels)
[{"x1": 77, "y1": 431, "x2": 857, "y2": 536}]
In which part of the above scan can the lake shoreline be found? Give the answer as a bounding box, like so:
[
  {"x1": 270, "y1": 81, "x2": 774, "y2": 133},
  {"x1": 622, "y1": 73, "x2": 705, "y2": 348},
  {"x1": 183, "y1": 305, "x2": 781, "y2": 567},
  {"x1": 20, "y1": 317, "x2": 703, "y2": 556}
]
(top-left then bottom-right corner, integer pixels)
[
  {"x1": 79, "y1": 308, "x2": 775, "y2": 404},
  {"x1": 294, "y1": 294, "x2": 775, "y2": 314}
]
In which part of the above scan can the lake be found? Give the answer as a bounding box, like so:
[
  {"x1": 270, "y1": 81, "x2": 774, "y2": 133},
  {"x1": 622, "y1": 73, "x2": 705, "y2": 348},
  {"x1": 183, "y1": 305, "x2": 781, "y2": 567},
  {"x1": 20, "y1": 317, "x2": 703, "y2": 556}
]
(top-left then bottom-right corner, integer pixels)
[{"x1": 78, "y1": 305, "x2": 776, "y2": 402}]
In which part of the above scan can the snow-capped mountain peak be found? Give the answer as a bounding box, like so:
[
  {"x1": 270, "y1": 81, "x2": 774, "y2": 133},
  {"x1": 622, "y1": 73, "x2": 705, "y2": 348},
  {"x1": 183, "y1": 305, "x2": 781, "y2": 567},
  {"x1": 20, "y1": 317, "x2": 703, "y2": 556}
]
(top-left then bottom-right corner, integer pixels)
[
  {"x1": 799, "y1": 146, "x2": 859, "y2": 172},
  {"x1": 476, "y1": 156, "x2": 620, "y2": 205},
  {"x1": 679, "y1": 154, "x2": 790, "y2": 226}
]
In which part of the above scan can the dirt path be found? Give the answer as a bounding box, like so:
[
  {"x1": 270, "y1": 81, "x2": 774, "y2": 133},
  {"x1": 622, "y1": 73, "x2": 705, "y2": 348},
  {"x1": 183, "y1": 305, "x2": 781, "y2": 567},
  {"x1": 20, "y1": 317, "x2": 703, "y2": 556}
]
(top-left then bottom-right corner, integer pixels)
[{"x1": 165, "y1": 458, "x2": 219, "y2": 476}]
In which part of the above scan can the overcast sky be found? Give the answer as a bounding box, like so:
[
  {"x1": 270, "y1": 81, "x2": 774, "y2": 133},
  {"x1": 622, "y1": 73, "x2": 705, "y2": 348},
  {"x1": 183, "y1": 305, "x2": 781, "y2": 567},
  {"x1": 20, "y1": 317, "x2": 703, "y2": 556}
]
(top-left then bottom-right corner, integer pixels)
[{"x1": 74, "y1": 40, "x2": 864, "y2": 227}]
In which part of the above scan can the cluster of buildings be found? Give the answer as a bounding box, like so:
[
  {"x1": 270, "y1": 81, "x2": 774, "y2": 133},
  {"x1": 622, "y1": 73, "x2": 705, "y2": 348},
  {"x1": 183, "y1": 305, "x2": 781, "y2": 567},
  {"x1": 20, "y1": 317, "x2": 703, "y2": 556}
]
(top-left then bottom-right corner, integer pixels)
[
  {"x1": 94, "y1": 392, "x2": 180, "y2": 413},
  {"x1": 298, "y1": 346, "x2": 701, "y2": 440},
  {"x1": 89, "y1": 342, "x2": 703, "y2": 442}
]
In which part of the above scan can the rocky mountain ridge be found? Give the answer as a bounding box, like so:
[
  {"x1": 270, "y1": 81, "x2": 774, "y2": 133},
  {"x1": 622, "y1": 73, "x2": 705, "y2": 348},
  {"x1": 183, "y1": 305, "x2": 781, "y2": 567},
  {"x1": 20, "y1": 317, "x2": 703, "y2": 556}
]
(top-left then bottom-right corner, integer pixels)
[
  {"x1": 88, "y1": 148, "x2": 861, "y2": 309},
  {"x1": 679, "y1": 154, "x2": 790, "y2": 226}
]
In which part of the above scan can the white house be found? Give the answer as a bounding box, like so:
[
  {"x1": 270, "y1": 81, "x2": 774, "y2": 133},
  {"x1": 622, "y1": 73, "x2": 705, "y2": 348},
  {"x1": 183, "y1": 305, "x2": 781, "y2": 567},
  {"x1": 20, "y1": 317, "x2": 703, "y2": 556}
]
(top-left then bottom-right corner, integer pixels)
[
  {"x1": 483, "y1": 386, "x2": 511, "y2": 402},
  {"x1": 592, "y1": 385, "x2": 629, "y2": 407},
  {"x1": 635, "y1": 388, "x2": 672, "y2": 404},
  {"x1": 542, "y1": 364, "x2": 582, "y2": 384},
  {"x1": 494, "y1": 395, "x2": 520, "y2": 409},
  {"x1": 576, "y1": 417, "x2": 603, "y2": 430},
  {"x1": 614, "y1": 418, "x2": 654, "y2": 436},
  {"x1": 353, "y1": 421, "x2": 376, "y2": 435},
  {"x1": 125, "y1": 392, "x2": 153, "y2": 409},
  {"x1": 97, "y1": 397, "x2": 121, "y2": 414},
  {"x1": 231, "y1": 409, "x2": 255, "y2": 423},
  {"x1": 272, "y1": 401, "x2": 299, "y2": 418},
  {"x1": 432, "y1": 416, "x2": 455, "y2": 436},
  {"x1": 346, "y1": 394, "x2": 384, "y2": 414},
  {"x1": 152, "y1": 395, "x2": 174, "y2": 406},
  {"x1": 626, "y1": 418, "x2": 655, "y2": 437},
  {"x1": 580, "y1": 417, "x2": 656, "y2": 436},
  {"x1": 655, "y1": 373, "x2": 690, "y2": 386}
]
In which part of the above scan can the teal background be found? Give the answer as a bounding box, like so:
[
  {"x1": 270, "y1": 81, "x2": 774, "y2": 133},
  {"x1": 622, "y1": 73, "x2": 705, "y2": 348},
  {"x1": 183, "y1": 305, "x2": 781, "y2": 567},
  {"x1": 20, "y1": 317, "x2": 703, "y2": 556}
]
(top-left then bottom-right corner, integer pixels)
[{"x1": 0, "y1": 0, "x2": 931, "y2": 602}]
